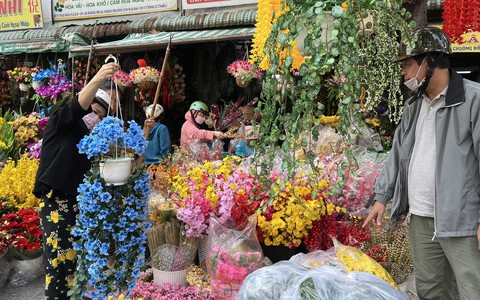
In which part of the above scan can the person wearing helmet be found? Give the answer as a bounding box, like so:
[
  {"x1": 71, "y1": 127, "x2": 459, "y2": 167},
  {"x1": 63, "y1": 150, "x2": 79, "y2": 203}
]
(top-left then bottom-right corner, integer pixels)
[
  {"x1": 364, "y1": 27, "x2": 480, "y2": 299},
  {"x1": 143, "y1": 103, "x2": 171, "y2": 164},
  {"x1": 33, "y1": 62, "x2": 120, "y2": 300},
  {"x1": 180, "y1": 100, "x2": 226, "y2": 148}
]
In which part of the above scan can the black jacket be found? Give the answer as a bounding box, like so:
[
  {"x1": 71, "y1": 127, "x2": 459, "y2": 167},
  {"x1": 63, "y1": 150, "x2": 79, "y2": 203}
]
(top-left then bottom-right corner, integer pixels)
[{"x1": 33, "y1": 96, "x2": 92, "y2": 198}]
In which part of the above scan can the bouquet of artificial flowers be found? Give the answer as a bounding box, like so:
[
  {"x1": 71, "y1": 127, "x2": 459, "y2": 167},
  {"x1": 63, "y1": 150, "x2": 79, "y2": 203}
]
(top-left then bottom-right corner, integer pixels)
[{"x1": 227, "y1": 60, "x2": 263, "y2": 85}]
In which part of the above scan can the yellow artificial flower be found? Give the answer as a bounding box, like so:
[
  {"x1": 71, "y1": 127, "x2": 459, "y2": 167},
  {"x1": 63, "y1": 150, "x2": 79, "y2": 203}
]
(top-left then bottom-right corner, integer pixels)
[
  {"x1": 251, "y1": 0, "x2": 304, "y2": 71},
  {"x1": 50, "y1": 211, "x2": 60, "y2": 223},
  {"x1": 45, "y1": 275, "x2": 52, "y2": 286},
  {"x1": 51, "y1": 258, "x2": 58, "y2": 267},
  {"x1": 0, "y1": 156, "x2": 40, "y2": 209},
  {"x1": 66, "y1": 249, "x2": 77, "y2": 261}
]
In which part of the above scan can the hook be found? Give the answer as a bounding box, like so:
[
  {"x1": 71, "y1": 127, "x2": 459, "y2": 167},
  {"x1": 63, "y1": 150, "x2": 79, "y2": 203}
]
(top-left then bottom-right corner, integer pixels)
[{"x1": 105, "y1": 54, "x2": 117, "y2": 64}]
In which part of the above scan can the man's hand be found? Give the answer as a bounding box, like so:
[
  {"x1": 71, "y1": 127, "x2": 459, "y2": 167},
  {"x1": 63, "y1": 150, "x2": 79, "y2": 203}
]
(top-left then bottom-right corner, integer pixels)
[{"x1": 362, "y1": 201, "x2": 386, "y2": 227}]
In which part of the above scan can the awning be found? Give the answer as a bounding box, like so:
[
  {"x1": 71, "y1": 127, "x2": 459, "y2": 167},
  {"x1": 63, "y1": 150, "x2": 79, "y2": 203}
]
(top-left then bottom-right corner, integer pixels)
[
  {"x1": 0, "y1": 32, "x2": 90, "y2": 55},
  {"x1": 69, "y1": 27, "x2": 256, "y2": 56}
]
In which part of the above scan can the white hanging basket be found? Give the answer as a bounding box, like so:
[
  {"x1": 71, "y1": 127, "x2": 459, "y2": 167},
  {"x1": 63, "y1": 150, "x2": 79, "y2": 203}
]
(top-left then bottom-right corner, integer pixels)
[{"x1": 99, "y1": 157, "x2": 133, "y2": 186}]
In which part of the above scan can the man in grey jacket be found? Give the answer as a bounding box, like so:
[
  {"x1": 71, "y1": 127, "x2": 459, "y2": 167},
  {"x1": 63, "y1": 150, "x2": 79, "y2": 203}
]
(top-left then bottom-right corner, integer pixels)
[{"x1": 363, "y1": 27, "x2": 480, "y2": 300}]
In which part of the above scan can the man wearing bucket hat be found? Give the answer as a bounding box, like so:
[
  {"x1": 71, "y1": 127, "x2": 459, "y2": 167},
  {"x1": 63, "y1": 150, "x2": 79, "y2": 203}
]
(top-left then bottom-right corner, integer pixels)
[
  {"x1": 33, "y1": 62, "x2": 120, "y2": 299},
  {"x1": 363, "y1": 27, "x2": 480, "y2": 299},
  {"x1": 143, "y1": 103, "x2": 171, "y2": 164},
  {"x1": 180, "y1": 101, "x2": 226, "y2": 148}
]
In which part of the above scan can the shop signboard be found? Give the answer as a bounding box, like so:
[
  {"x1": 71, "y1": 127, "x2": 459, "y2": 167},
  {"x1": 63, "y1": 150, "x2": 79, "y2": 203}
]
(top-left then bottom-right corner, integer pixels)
[
  {"x1": 52, "y1": 0, "x2": 177, "y2": 21},
  {"x1": 1, "y1": 0, "x2": 44, "y2": 31},
  {"x1": 450, "y1": 31, "x2": 480, "y2": 53},
  {"x1": 182, "y1": 0, "x2": 257, "y2": 10}
]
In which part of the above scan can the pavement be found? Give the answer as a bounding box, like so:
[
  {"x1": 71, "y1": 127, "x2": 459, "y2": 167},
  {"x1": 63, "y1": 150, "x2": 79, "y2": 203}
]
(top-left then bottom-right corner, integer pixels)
[{"x1": 0, "y1": 274, "x2": 44, "y2": 300}]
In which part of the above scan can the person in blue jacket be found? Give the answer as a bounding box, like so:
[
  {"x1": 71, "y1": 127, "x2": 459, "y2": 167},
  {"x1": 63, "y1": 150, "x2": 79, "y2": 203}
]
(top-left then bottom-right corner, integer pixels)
[{"x1": 143, "y1": 103, "x2": 171, "y2": 164}]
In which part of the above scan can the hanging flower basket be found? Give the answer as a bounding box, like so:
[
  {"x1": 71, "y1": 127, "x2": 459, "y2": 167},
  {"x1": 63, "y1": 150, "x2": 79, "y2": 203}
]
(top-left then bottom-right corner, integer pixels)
[
  {"x1": 78, "y1": 116, "x2": 148, "y2": 186},
  {"x1": 18, "y1": 83, "x2": 30, "y2": 92},
  {"x1": 138, "y1": 80, "x2": 157, "y2": 90},
  {"x1": 99, "y1": 157, "x2": 134, "y2": 186},
  {"x1": 236, "y1": 77, "x2": 250, "y2": 88}
]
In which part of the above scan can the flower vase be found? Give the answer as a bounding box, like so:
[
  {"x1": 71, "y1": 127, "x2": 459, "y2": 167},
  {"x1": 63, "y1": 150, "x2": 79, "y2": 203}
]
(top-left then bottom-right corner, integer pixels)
[
  {"x1": 139, "y1": 81, "x2": 157, "y2": 90},
  {"x1": 99, "y1": 157, "x2": 133, "y2": 186},
  {"x1": 153, "y1": 268, "x2": 188, "y2": 286},
  {"x1": 18, "y1": 83, "x2": 30, "y2": 92},
  {"x1": 236, "y1": 77, "x2": 250, "y2": 88}
]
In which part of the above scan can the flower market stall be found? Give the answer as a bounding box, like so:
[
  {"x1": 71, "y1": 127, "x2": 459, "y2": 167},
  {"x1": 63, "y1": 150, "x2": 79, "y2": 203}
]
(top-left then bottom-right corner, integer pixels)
[{"x1": 0, "y1": 0, "x2": 437, "y2": 298}]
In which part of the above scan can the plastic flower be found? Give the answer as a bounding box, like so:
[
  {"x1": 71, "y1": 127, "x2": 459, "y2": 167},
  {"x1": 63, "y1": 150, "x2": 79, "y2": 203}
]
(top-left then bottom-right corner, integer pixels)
[
  {"x1": 0, "y1": 155, "x2": 40, "y2": 209},
  {"x1": 72, "y1": 168, "x2": 151, "y2": 299},
  {"x1": 227, "y1": 60, "x2": 263, "y2": 84},
  {"x1": 77, "y1": 116, "x2": 147, "y2": 160},
  {"x1": 129, "y1": 66, "x2": 160, "y2": 84},
  {"x1": 0, "y1": 208, "x2": 43, "y2": 257},
  {"x1": 112, "y1": 70, "x2": 133, "y2": 87}
]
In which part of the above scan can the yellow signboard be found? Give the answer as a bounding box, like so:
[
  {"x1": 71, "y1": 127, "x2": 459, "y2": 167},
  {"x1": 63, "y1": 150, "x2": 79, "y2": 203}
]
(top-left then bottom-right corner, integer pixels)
[
  {"x1": 450, "y1": 31, "x2": 480, "y2": 53},
  {"x1": 0, "y1": 0, "x2": 44, "y2": 31}
]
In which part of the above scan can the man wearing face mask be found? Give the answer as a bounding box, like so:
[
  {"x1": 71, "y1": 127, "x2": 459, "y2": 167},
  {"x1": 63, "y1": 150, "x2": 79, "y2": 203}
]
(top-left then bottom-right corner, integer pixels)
[
  {"x1": 363, "y1": 27, "x2": 480, "y2": 299},
  {"x1": 180, "y1": 101, "x2": 226, "y2": 148},
  {"x1": 33, "y1": 62, "x2": 120, "y2": 300}
]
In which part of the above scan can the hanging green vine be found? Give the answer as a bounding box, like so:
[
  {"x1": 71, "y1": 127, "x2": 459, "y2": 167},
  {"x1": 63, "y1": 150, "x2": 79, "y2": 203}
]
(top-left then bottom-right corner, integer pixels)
[{"x1": 251, "y1": 0, "x2": 415, "y2": 203}]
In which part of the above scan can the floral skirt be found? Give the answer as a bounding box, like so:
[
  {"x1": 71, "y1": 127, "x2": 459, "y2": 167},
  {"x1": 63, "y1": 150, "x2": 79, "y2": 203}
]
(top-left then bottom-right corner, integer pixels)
[{"x1": 40, "y1": 190, "x2": 78, "y2": 300}]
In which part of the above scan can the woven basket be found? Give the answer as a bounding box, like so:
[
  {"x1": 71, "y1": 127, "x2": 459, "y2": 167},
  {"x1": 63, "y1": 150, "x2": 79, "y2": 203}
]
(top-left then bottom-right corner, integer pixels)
[
  {"x1": 240, "y1": 106, "x2": 255, "y2": 122},
  {"x1": 147, "y1": 224, "x2": 165, "y2": 254},
  {"x1": 138, "y1": 80, "x2": 157, "y2": 90}
]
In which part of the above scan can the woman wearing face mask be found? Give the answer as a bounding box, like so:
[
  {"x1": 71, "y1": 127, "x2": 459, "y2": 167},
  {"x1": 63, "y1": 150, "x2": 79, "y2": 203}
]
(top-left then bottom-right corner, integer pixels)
[
  {"x1": 33, "y1": 62, "x2": 119, "y2": 300},
  {"x1": 180, "y1": 101, "x2": 226, "y2": 148}
]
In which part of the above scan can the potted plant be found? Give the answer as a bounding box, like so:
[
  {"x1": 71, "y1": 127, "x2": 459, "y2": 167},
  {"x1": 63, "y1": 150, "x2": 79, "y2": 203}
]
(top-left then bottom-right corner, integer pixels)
[
  {"x1": 151, "y1": 243, "x2": 197, "y2": 286},
  {"x1": 227, "y1": 60, "x2": 263, "y2": 87},
  {"x1": 77, "y1": 116, "x2": 147, "y2": 185},
  {"x1": 7, "y1": 66, "x2": 43, "y2": 92}
]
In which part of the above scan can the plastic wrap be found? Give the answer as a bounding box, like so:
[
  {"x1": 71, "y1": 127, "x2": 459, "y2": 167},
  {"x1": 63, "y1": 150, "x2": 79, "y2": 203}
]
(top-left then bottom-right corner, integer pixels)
[
  {"x1": 237, "y1": 262, "x2": 408, "y2": 300},
  {"x1": 8, "y1": 255, "x2": 45, "y2": 287},
  {"x1": 206, "y1": 215, "x2": 263, "y2": 300},
  {"x1": 188, "y1": 139, "x2": 224, "y2": 161},
  {"x1": 237, "y1": 261, "x2": 305, "y2": 300},
  {"x1": 151, "y1": 243, "x2": 196, "y2": 272},
  {"x1": 289, "y1": 248, "x2": 340, "y2": 268},
  {"x1": 334, "y1": 238, "x2": 398, "y2": 289},
  {"x1": 283, "y1": 266, "x2": 408, "y2": 300}
]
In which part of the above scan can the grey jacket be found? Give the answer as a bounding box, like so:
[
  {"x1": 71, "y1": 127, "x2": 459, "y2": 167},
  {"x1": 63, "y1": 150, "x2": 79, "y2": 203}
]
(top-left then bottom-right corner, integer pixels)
[{"x1": 374, "y1": 70, "x2": 480, "y2": 238}]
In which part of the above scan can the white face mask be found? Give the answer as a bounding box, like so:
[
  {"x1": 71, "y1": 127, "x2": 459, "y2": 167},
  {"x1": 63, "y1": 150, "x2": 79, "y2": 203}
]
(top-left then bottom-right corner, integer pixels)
[
  {"x1": 82, "y1": 112, "x2": 101, "y2": 131},
  {"x1": 404, "y1": 60, "x2": 425, "y2": 92}
]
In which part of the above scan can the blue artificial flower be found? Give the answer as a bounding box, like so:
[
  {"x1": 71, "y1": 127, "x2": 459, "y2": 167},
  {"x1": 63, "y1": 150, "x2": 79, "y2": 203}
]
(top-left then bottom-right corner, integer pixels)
[{"x1": 99, "y1": 192, "x2": 111, "y2": 203}]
